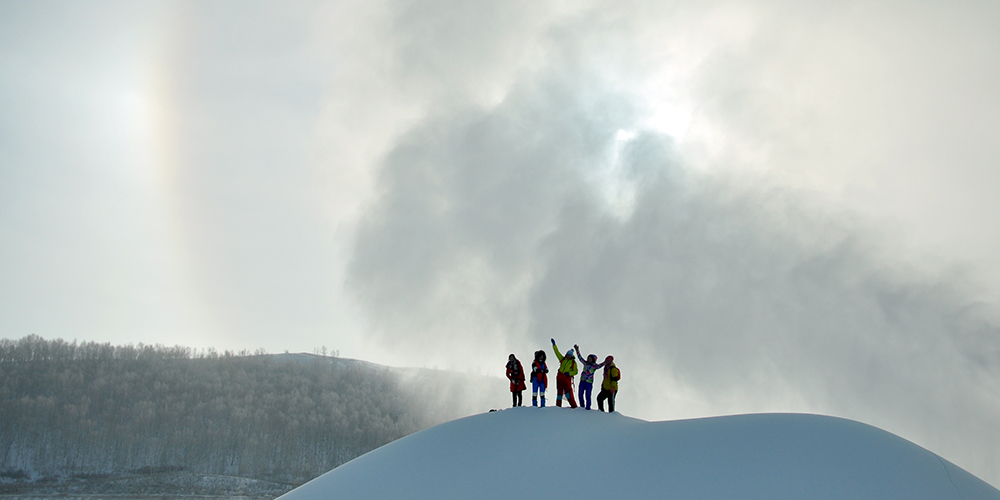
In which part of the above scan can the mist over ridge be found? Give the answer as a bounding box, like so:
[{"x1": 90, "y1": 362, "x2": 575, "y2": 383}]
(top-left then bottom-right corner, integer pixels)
[{"x1": 0, "y1": 335, "x2": 503, "y2": 495}]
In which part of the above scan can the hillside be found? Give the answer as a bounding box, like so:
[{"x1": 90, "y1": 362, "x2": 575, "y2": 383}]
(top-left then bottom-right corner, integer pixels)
[
  {"x1": 0, "y1": 336, "x2": 503, "y2": 497},
  {"x1": 279, "y1": 408, "x2": 1000, "y2": 500}
]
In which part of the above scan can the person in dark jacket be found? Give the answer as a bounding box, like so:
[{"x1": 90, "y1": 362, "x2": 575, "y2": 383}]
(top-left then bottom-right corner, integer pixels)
[
  {"x1": 530, "y1": 350, "x2": 549, "y2": 407},
  {"x1": 506, "y1": 354, "x2": 526, "y2": 407}
]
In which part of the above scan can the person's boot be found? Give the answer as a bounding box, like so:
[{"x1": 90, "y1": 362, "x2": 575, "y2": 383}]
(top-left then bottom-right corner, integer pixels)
[
  {"x1": 532, "y1": 396, "x2": 537, "y2": 407},
  {"x1": 541, "y1": 396, "x2": 546, "y2": 407},
  {"x1": 556, "y1": 397, "x2": 562, "y2": 407}
]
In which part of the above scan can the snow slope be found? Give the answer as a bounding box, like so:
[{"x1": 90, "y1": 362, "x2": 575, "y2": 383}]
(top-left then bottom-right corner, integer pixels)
[{"x1": 277, "y1": 408, "x2": 999, "y2": 499}]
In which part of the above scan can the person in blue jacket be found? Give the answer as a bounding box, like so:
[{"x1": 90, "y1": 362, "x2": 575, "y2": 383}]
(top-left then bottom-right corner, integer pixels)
[{"x1": 530, "y1": 350, "x2": 549, "y2": 407}]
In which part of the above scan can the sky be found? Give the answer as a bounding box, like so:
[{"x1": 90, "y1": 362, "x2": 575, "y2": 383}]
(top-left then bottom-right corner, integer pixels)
[{"x1": 2, "y1": 0, "x2": 1000, "y2": 486}]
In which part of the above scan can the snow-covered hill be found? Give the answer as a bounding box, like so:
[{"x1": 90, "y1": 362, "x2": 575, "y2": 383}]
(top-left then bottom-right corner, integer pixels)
[{"x1": 278, "y1": 408, "x2": 999, "y2": 499}]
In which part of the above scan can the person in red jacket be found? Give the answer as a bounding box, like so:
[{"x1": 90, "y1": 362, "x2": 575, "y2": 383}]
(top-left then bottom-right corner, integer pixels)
[{"x1": 505, "y1": 354, "x2": 526, "y2": 407}]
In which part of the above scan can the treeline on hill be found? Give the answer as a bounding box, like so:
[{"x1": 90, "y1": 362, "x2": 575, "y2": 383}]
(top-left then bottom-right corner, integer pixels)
[{"x1": 0, "y1": 335, "x2": 445, "y2": 486}]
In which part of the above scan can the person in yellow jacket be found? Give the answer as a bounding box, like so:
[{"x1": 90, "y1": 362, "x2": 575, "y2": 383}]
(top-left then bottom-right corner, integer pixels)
[
  {"x1": 597, "y1": 356, "x2": 621, "y2": 413},
  {"x1": 550, "y1": 338, "x2": 578, "y2": 408}
]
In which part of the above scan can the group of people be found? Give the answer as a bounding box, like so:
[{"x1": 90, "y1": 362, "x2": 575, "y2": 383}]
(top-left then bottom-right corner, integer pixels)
[{"x1": 505, "y1": 338, "x2": 621, "y2": 412}]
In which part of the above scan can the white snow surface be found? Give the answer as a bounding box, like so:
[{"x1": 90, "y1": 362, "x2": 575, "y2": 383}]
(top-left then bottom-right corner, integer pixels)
[{"x1": 278, "y1": 408, "x2": 999, "y2": 499}]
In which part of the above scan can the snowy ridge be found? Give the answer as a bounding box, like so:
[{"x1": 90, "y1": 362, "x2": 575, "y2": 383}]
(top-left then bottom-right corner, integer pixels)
[{"x1": 278, "y1": 408, "x2": 1000, "y2": 500}]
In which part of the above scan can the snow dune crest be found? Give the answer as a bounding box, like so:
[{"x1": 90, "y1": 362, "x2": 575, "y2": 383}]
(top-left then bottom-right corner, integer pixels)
[{"x1": 278, "y1": 408, "x2": 1000, "y2": 499}]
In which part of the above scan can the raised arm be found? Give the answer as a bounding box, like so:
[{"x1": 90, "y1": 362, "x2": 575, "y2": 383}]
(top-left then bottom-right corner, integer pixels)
[
  {"x1": 551, "y1": 338, "x2": 564, "y2": 361},
  {"x1": 596, "y1": 358, "x2": 608, "y2": 369},
  {"x1": 574, "y1": 344, "x2": 586, "y2": 364}
]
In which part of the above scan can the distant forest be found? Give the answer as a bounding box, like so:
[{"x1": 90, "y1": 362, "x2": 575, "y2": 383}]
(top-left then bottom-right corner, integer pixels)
[{"x1": 0, "y1": 335, "x2": 488, "y2": 486}]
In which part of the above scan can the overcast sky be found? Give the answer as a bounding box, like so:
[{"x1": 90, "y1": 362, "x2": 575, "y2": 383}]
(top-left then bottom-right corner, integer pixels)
[{"x1": 3, "y1": 0, "x2": 1000, "y2": 486}]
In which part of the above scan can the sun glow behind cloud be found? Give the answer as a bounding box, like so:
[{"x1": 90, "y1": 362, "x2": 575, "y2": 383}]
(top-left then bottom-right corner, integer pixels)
[{"x1": 41, "y1": 1, "x2": 220, "y2": 347}]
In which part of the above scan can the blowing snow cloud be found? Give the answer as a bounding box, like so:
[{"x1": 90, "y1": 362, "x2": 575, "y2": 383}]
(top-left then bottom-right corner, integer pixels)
[{"x1": 345, "y1": 1, "x2": 1000, "y2": 484}]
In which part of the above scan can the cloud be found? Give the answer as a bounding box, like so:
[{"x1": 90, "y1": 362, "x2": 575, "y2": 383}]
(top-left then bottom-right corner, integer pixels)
[{"x1": 346, "y1": 0, "x2": 1000, "y2": 484}]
